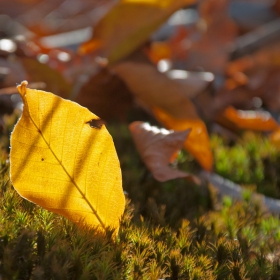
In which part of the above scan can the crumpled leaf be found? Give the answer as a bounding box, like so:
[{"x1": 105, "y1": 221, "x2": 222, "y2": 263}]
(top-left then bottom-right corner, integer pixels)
[
  {"x1": 129, "y1": 121, "x2": 199, "y2": 183},
  {"x1": 79, "y1": 0, "x2": 196, "y2": 64},
  {"x1": 10, "y1": 81, "x2": 125, "y2": 234},
  {"x1": 153, "y1": 107, "x2": 213, "y2": 171},
  {"x1": 112, "y1": 60, "x2": 213, "y2": 170},
  {"x1": 217, "y1": 106, "x2": 279, "y2": 132}
]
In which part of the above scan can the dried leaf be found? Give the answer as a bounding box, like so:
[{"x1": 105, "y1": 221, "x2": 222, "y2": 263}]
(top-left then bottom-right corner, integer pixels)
[
  {"x1": 186, "y1": 0, "x2": 238, "y2": 74},
  {"x1": 256, "y1": 66, "x2": 280, "y2": 112},
  {"x1": 153, "y1": 106, "x2": 213, "y2": 171},
  {"x1": 79, "y1": 0, "x2": 196, "y2": 64},
  {"x1": 194, "y1": 85, "x2": 254, "y2": 123},
  {"x1": 10, "y1": 81, "x2": 125, "y2": 234},
  {"x1": 0, "y1": 57, "x2": 26, "y2": 88},
  {"x1": 166, "y1": 70, "x2": 214, "y2": 99},
  {"x1": 129, "y1": 121, "x2": 199, "y2": 183},
  {"x1": 76, "y1": 68, "x2": 133, "y2": 121},
  {"x1": 112, "y1": 60, "x2": 213, "y2": 170},
  {"x1": 112, "y1": 61, "x2": 198, "y2": 119},
  {"x1": 168, "y1": 26, "x2": 190, "y2": 61},
  {"x1": 20, "y1": 57, "x2": 72, "y2": 99},
  {"x1": 218, "y1": 106, "x2": 279, "y2": 132}
]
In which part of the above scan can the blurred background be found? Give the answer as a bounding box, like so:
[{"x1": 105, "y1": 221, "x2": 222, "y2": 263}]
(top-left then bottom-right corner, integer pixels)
[{"x1": 1, "y1": 0, "x2": 280, "y2": 146}]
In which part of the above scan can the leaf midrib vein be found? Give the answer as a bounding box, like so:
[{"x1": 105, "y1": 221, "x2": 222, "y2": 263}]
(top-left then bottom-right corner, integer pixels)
[{"x1": 24, "y1": 92, "x2": 106, "y2": 230}]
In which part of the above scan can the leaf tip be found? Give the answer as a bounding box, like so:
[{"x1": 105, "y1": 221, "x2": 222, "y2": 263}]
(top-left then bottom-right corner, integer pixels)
[{"x1": 17, "y1": 80, "x2": 28, "y2": 97}]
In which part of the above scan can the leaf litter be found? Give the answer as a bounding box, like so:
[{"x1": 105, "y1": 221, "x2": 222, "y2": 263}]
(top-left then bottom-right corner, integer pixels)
[{"x1": 2, "y1": 0, "x2": 280, "y2": 244}]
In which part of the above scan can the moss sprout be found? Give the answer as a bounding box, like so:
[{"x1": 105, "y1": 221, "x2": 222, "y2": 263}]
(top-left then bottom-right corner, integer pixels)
[{"x1": 1, "y1": 117, "x2": 280, "y2": 279}]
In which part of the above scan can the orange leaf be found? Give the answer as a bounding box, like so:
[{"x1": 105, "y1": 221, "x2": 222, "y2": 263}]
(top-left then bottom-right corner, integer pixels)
[
  {"x1": 145, "y1": 41, "x2": 172, "y2": 64},
  {"x1": 219, "y1": 106, "x2": 279, "y2": 131},
  {"x1": 78, "y1": 40, "x2": 103, "y2": 57},
  {"x1": 129, "y1": 121, "x2": 199, "y2": 183},
  {"x1": 79, "y1": 0, "x2": 196, "y2": 64},
  {"x1": 153, "y1": 107, "x2": 213, "y2": 171}
]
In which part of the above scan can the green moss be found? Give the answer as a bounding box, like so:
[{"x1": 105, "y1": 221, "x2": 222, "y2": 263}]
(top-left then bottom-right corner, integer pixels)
[
  {"x1": 211, "y1": 132, "x2": 280, "y2": 199},
  {"x1": 1, "y1": 117, "x2": 280, "y2": 279},
  {"x1": 1, "y1": 166, "x2": 280, "y2": 279}
]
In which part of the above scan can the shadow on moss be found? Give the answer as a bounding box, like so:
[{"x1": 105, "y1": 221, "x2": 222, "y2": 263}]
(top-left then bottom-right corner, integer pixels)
[{"x1": 1, "y1": 118, "x2": 280, "y2": 279}]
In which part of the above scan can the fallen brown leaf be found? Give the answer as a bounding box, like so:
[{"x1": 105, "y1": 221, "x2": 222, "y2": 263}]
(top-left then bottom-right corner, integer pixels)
[
  {"x1": 76, "y1": 68, "x2": 133, "y2": 121},
  {"x1": 166, "y1": 69, "x2": 214, "y2": 99},
  {"x1": 186, "y1": 0, "x2": 238, "y2": 74},
  {"x1": 153, "y1": 106, "x2": 213, "y2": 171},
  {"x1": 79, "y1": 0, "x2": 196, "y2": 64},
  {"x1": 129, "y1": 121, "x2": 199, "y2": 183},
  {"x1": 112, "y1": 60, "x2": 213, "y2": 170},
  {"x1": 20, "y1": 57, "x2": 72, "y2": 99},
  {"x1": 112, "y1": 61, "x2": 198, "y2": 119}
]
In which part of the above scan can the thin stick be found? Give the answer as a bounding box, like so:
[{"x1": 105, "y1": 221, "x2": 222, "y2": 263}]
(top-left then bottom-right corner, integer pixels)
[
  {"x1": 0, "y1": 82, "x2": 46, "y2": 95},
  {"x1": 200, "y1": 171, "x2": 280, "y2": 214}
]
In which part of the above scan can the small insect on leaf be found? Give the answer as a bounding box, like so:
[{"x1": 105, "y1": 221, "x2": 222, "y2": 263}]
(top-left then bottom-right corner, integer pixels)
[
  {"x1": 86, "y1": 119, "x2": 106, "y2": 129},
  {"x1": 10, "y1": 81, "x2": 125, "y2": 236}
]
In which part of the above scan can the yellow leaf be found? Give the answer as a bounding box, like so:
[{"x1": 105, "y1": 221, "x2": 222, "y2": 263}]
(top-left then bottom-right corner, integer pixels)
[
  {"x1": 10, "y1": 81, "x2": 125, "y2": 234},
  {"x1": 79, "y1": 0, "x2": 196, "y2": 64},
  {"x1": 153, "y1": 106, "x2": 213, "y2": 171}
]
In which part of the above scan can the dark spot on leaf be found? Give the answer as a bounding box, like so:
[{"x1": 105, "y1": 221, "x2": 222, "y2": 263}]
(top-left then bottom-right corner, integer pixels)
[
  {"x1": 41, "y1": 158, "x2": 44, "y2": 161},
  {"x1": 86, "y1": 119, "x2": 105, "y2": 129}
]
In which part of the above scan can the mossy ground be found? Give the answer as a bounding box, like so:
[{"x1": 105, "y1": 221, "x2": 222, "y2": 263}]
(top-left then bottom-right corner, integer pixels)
[
  {"x1": 1, "y1": 113, "x2": 280, "y2": 279},
  {"x1": 211, "y1": 132, "x2": 280, "y2": 199}
]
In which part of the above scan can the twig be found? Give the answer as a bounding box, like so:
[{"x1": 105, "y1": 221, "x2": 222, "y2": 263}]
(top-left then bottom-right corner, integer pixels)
[
  {"x1": 200, "y1": 171, "x2": 280, "y2": 214},
  {"x1": 0, "y1": 82, "x2": 46, "y2": 95},
  {"x1": 230, "y1": 18, "x2": 280, "y2": 59}
]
